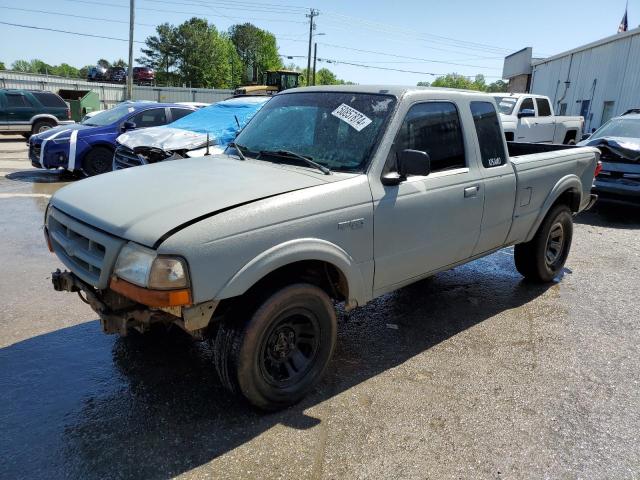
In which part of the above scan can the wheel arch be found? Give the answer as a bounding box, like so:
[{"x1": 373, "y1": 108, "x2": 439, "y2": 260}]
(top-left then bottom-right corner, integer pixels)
[
  {"x1": 79, "y1": 142, "x2": 115, "y2": 170},
  {"x1": 524, "y1": 175, "x2": 582, "y2": 242},
  {"x1": 216, "y1": 238, "x2": 367, "y2": 309}
]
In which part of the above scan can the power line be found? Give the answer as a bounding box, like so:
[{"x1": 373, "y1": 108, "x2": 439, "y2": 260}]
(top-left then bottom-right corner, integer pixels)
[
  {"x1": 0, "y1": 20, "x2": 145, "y2": 43},
  {"x1": 0, "y1": 5, "x2": 157, "y2": 27}
]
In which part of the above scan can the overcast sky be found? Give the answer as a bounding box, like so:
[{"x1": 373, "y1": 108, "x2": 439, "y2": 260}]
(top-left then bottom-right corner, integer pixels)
[{"x1": 0, "y1": 0, "x2": 635, "y2": 84}]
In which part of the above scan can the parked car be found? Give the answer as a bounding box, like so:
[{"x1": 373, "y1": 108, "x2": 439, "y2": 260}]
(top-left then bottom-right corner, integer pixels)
[
  {"x1": 133, "y1": 67, "x2": 155, "y2": 86},
  {"x1": 493, "y1": 93, "x2": 584, "y2": 144},
  {"x1": 46, "y1": 86, "x2": 598, "y2": 409},
  {"x1": 0, "y1": 89, "x2": 73, "y2": 138},
  {"x1": 87, "y1": 66, "x2": 107, "y2": 82},
  {"x1": 113, "y1": 96, "x2": 268, "y2": 169},
  {"x1": 579, "y1": 112, "x2": 640, "y2": 205},
  {"x1": 175, "y1": 102, "x2": 210, "y2": 109},
  {"x1": 29, "y1": 102, "x2": 196, "y2": 176},
  {"x1": 105, "y1": 66, "x2": 127, "y2": 83}
]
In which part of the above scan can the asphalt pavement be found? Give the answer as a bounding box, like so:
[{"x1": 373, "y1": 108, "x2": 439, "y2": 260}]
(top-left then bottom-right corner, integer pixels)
[{"x1": 1, "y1": 135, "x2": 639, "y2": 479}]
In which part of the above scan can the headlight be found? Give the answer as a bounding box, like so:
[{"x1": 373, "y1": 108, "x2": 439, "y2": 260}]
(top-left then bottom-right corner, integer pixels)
[{"x1": 113, "y1": 242, "x2": 189, "y2": 289}]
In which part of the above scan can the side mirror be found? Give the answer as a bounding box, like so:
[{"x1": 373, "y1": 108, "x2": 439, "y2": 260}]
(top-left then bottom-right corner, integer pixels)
[
  {"x1": 517, "y1": 109, "x2": 536, "y2": 119},
  {"x1": 121, "y1": 121, "x2": 136, "y2": 132},
  {"x1": 398, "y1": 149, "x2": 430, "y2": 177}
]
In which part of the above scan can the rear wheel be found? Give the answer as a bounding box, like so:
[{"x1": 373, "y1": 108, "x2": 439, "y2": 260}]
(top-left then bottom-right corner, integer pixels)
[
  {"x1": 32, "y1": 120, "x2": 55, "y2": 135},
  {"x1": 214, "y1": 283, "x2": 337, "y2": 410},
  {"x1": 83, "y1": 146, "x2": 114, "y2": 176},
  {"x1": 514, "y1": 204, "x2": 573, "y2": 282}
]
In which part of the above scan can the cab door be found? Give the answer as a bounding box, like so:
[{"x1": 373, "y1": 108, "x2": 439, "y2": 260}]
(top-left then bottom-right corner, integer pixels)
[
  {"x1": 515, "y1": 97, "x2": 539, "y2": 142},
  {"x1": 372, "y1": 100, "x2": 484, "y2": 293},
  {"x1": 533, "y1": 97, "x2": 555, "y2": 143}
]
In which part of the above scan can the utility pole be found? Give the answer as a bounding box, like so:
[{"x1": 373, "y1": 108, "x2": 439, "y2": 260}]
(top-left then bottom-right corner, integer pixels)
[
  {"x1": 306, "y1": 8, "x2": 319, "y2": 86},
  {"x1": 312, "y1": 43, "x2": 317, "y2": 86},
  {"x1": 126, "y1": 0, "x2": 134, "y2": 100}
]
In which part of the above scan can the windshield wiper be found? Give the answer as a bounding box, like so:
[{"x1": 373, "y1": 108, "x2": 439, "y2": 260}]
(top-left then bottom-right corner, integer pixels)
[
  {"x1": 258, "y1": 149, "x2": 331, "y2": 175},
  {"x1": 226, "y1": 142, "x2": 247, "y2": 161}
]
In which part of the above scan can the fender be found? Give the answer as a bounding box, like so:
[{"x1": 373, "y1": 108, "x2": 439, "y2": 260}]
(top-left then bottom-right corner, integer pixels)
[
  {"x1": 217, "y1": 238, "x2": 368, "y2": 307},
  {"x1": 30, "y1": 113, "x2": 60, "y2": 125},
  {"x1": 524, "y1": 174, "x2": 582, "y2": 242}
]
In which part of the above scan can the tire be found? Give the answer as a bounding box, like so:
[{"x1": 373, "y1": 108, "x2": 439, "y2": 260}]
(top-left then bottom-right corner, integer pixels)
[
  {"x1": 514, "y1": 204, "x2": 573, "y2": 282},
  {"x1": 32, "y1": 120, "x2": 55, "y2": 135},
  {"x1": 214, "y1": 283, "x2": 337, "y2": 410},
  {"x1": 83, "y1": 146, "x2": 114, "y2": 176},
  {"x1": 566, "y1": 138, "x2": 576, "y2": 145},
  {"x1": 22, "y1": 133, "x2": 31, "y2": 139}
]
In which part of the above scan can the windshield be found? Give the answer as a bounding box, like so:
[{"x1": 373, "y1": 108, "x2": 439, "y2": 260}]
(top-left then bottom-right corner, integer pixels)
[
  {"x1": 234, "y1": 92, "x2": 397, "y2": 172},
  {"x1": 82, "y1": 104, "x2": 135, "y2": 126},
  {"x1": 493, "y1": 96, "x2": 518, "y2": 115},
  {"x1": 590, "y1": 117, "x2": 640, "y2": 140}
]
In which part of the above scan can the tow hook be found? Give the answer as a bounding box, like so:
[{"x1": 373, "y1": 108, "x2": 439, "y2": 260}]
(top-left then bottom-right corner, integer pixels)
[{"x1": 51, "y1": 269, "x2": 81, "y2": 292}]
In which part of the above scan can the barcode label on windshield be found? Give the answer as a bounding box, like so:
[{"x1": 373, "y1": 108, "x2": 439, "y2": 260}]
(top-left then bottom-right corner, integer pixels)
[{"x1": 331, "y1": 103, "x2": 372, "y2": 132}]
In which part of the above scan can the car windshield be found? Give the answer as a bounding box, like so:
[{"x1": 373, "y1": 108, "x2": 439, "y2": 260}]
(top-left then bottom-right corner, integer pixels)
[
  {"x1": 590, "y1": 117, "x2": 640, "y2": 140},
  {"x1": 493, "y1": 96, "x2": 518, "y2": 115},
  {"x1": 82, "y1": 104, "x2": 135, "y2": 126},
  {"x1": 234, "y1": 92, "x2": 397, "y2": 172}
]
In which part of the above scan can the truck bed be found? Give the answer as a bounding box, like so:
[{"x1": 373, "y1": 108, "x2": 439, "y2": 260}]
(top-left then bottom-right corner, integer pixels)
[{"x1": 507, "y1": 141, "x2": 577, "y2": 157}]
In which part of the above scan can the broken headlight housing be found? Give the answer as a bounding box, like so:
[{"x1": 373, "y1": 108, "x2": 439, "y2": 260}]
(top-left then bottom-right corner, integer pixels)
[{"x1": 113, "y1": 242, "x2": 189, "y2": 289}]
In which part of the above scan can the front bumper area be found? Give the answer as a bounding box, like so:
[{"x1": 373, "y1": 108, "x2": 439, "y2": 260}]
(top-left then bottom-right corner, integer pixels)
[{"x1": 51, "y1": 269, "x2": 218, "y2": 336}]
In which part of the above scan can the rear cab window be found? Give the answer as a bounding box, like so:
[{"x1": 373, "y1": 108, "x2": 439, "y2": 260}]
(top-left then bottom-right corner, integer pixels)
[
  {"x1": 470, "y1": 101, "x2": 507, "y2": 168},
  {"x1": 387, "y1": 101, "x2": 466, "y2": 175},
  {"x1": 535, "y1": 98, "x2": 552, "y2": 116}
]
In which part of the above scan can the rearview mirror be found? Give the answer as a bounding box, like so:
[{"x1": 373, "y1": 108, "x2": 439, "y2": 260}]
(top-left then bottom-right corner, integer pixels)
[
  {"x1": 517, "y1": 109, "x2": 535, "y2": 119},
  {"x1": 121, "y1": 121, "x2": 136, "y2": 132}
]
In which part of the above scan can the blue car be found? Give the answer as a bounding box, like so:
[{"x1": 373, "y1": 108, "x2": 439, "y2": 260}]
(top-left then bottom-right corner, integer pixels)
[
  {"x1": 113, "y1": 96, "x2": 270, "y2": 170},
  {"x1": 29, "y1": 102, "x2": 196, "y2": 176}
]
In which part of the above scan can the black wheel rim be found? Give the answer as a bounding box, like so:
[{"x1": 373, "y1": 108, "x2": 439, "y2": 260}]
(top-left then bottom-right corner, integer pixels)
[
  {"x1": 259, "y1": 308, "x2": 320, "y2": 388},
  {"x1": 38, "y1": 125, "x2": 52, "y2": 133},
  {"x1": 545, "y1": 222, "x2": 565, "y2": 267}
]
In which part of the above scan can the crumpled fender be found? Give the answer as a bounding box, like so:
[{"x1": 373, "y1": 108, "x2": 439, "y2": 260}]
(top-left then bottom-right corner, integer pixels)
[
  {"x1": 524, "y1": 174, "x2": 582, "y2": 242},
  {"x1": 216, "y1": 238, "x2": 368, "y2": 307}
]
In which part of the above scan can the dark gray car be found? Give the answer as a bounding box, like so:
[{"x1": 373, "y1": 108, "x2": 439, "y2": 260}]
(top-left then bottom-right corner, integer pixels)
[{"x1": 579, "y1": 113, "x2": 640, "y2": 205}]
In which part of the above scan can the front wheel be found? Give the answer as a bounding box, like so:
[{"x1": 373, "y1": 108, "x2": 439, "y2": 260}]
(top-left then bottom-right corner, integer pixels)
[
  {"x1": 514, "y1": 204, "x2": 573, "y2": 282},
  {"x1": 83, "y1": 146, "x2": 114, "y2": 176},
  {"x1": 214, "y1": 284, "x2": 337, "y2": 410}
]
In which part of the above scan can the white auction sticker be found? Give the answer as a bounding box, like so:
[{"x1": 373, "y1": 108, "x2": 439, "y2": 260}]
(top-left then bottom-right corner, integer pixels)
[{"x1": 331, "y1": 103, "x2": 372, "y2": 132}]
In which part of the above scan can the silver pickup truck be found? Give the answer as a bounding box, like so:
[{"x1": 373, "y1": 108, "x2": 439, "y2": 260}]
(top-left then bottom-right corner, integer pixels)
[{"x1": 45, "y1": 86, "x2": 599, "y2": 409}]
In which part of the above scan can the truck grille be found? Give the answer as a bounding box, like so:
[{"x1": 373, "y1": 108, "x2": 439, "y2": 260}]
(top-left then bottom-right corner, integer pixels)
[
  {"x1": 46, "y1": 207, "x2": 125, "y2": 289},
  {"x1": 113, "y1": 145, "x2": 144, "y2": 170}
]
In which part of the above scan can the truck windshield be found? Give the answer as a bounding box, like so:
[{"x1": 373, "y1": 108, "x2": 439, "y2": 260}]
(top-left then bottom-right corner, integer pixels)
[
  {"x1": 590, "y1": 117, "x2": 640, "y2": 140},
  {"x1": 82, "y1": 104, "x2": 135, "y2": 126},
  {"x1": 493, "y1": 96, "x2": 518, "y2": 115},
  {"x1": 234, "y1": 92, "x2": 397, "y2": 172}
]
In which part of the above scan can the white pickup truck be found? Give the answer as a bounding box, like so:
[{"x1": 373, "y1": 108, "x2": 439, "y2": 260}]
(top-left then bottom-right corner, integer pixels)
[
  {"x1": 494, "y1": 93, "x2": 584, "y2": 145},
  {"x1": 46, "y1": 86, "x2": 599, "y2": 409}
]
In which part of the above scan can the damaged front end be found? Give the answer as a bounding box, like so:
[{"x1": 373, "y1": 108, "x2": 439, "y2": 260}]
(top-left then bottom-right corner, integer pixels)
[
  {"x1": 51, "y1": 269, "x2": 218, "y2": 338},
  {"x1": 588, "y1": 138, "x2": 640, "y2": 204},
  {"x1": 113, "y1": 144, "x2": 188, "y2": 170}
]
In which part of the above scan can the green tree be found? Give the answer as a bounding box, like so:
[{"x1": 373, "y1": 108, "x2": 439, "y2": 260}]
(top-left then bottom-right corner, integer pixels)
[
  {"x1": 11, "y1": 60, "x2": 31, "y2": 72},
  {"x1": 97, "y1": 58, "x2": 110, "y2": 69},
  {"x1": 485, "y1": 79, "x2": 507, "y2": 93},
  {"x1": 51, "y1": 63, "x2": 79, "y2": 78},
  {"x1": 0, "y1": 61, "x2": 5, "y2": 70},
  {"x1": 417, "y1": 81, "x2": 431, "y2": 87},
  {"x1": 137, "y1": 23, "x2": 178, "y2": 85},
  {"x1": 431, "y1": 73, "x2": 476, "y2": 90},
  {"x1": 111, "y1": 58, "x2": 127, "y2": 68},
  {"x1": 174, "y1": 18, "x2": 234, "y2": 88},
  {"x1": 229, "y1": 23, "x2": 282, "y2": 84}
]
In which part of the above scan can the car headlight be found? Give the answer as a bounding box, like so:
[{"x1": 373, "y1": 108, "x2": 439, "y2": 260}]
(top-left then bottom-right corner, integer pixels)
[{"x1": 113, "y1": 242, "x2": 189, "y2": 289}]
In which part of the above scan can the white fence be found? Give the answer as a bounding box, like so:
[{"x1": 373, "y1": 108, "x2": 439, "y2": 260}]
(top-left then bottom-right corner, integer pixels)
[{"x1": 0, "y1": 71, "x2": 233, "y2": 107}]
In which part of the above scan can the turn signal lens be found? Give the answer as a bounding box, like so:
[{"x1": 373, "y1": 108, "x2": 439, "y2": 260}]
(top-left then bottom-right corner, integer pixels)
[
  {"x1": 594, "y1": 161, "x2": 603, "y2": 177},
  {"x1": 110, "y1": 277, "x2": 192, "y2": 307}
]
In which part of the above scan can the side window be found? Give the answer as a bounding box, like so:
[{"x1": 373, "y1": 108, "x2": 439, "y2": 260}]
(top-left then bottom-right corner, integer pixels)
[
  {"x1": 6, "y1": 94, "x2": 32, "y2": 108},
  {"x1": 536, "y1": 98, "x2": 552, "y2": 116},
  {"x1": 32, "y1": 92, "x2": 67, "y2": 108},
  {"x1": 519, "y1": 97, "x2": 535, "y2": 114},
  {"x1": 392, "y1": 102, "x2": 466, "y2": 173},
  {"x1": 170, "y1": 108, "x2": 193, "y2": 122},
  {"x1": 130, "y1": 108, "x2": 167, "y2": 128},
  {"x1": 470, "y1": 101, "x2": 507, "y2": 168}
]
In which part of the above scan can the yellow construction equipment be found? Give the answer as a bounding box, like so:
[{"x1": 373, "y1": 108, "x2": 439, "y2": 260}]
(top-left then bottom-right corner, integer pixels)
[{"x1": 234, "y1": 70, "x2": 302, "y2": 96}]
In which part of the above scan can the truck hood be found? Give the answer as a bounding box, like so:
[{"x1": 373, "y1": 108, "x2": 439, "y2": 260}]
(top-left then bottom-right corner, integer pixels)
[
  {"x1": 117, "y1": 127, "x2": 209, "y2": 152},
  {"x1": 50, "y1": 155, "x2": 331, "y2": 247}
]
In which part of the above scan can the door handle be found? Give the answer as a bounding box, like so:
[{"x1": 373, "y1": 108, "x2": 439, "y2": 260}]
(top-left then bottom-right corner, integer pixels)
[{"x1": 464, "y1": 185, "x2": 479, "y2": 198}]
